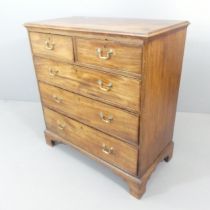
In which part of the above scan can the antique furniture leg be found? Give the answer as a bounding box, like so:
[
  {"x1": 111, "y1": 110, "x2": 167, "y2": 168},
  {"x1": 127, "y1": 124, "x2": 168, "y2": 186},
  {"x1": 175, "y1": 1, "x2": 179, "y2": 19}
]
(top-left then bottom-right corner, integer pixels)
[
  {"x1": 44, "y1": 130, "x2": 55, "y2": 146},
  {"x1": 128, "y1": 142, "x2": 174, "y2": 199}
]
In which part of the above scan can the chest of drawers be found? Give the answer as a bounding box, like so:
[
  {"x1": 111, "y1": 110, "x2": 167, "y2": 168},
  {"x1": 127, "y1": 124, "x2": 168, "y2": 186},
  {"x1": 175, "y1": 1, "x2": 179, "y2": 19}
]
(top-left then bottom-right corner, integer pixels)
[{"x1": 25, "y1": 17, "x2": 189, "y2": 199}]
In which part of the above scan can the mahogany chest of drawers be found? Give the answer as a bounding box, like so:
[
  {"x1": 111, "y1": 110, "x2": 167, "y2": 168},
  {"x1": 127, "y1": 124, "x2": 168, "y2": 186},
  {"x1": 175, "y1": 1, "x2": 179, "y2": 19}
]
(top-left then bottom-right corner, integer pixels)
[{"x1": 25, "y1": 17, "x2": 189, "y2": 199}]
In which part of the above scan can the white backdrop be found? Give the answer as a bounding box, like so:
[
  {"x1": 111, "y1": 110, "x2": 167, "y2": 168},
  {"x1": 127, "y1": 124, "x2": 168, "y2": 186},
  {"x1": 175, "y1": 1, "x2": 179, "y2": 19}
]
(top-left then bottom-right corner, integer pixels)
[{"x1": 0, "y1": 0, "x2": 209, "y2": 113}]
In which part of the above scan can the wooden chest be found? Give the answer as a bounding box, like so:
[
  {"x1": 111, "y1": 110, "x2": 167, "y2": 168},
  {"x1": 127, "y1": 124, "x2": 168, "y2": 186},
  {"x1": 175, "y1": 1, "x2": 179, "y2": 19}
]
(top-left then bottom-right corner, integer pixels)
[{"x1": 25, "y1": 17, "x2": 189, "y2": 199}]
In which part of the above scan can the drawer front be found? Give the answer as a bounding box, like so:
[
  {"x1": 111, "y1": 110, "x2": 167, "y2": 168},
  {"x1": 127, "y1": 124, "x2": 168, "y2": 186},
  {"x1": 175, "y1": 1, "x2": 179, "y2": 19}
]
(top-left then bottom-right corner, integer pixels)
[
  {"x1": 76, "y1": 38, "x2": 142, "y2": 75},
  {"x1": 39, "y1": 82, "x2": 139, "y2": 143},
  {"x1": 29, "y1": 32, "x2": 73, "y2": 62},
  {"x1": 44, "y1": 107, "x2": 138, "y2": 175},
  {"x1": 35, "y1": 57, "x2": 140, "y2": 112}
]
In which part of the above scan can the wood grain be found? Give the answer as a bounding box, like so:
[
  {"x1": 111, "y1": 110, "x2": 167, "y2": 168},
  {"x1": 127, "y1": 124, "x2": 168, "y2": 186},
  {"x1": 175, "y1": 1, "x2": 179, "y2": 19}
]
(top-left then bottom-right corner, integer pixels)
[
  {"x1": 139, "y1": 28, "x2": 187, "y2": 176},
  {"x1": 34, "y1": 57, "x2": 140, "y2": 112},
  {"x1": 29, "y1": 32, "x2": 74, "y2": 62},
  {"x1": 25, "y1": 17, "x2": 189, "y2": 38},
  {"x1": 39, "y1": 82, "x2": 139, "y2": 144},
  {"x1": 44, "y1": 107, "x2": 138, "y2": 175},
  {"x1": 76, "y1": 37, "x2": 142, "y2": 74}
]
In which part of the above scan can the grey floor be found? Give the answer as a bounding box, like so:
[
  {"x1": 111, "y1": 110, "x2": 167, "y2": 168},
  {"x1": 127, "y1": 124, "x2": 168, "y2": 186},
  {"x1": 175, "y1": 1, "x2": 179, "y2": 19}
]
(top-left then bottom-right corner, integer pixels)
[{"x1": 0, "y1": 101, "x2": 209, "y2": 210}]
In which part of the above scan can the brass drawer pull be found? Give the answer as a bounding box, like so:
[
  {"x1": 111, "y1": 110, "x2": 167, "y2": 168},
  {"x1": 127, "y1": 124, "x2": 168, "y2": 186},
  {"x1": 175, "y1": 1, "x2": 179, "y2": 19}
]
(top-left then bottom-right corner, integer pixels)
[
  {"x1": 52, "y1": 95, "x2": 62, "y2": 103},
  {"x1": 57, "y1": 120, "x2": 66, "y2": 130},
  {"x1": 99, "y1": 112, "x2": 113, "y2": 123},
  {"x1": 49, "y1": 68, "x2": 59, "y2": 76},
  {"x1": 45, "y1": 38, "x2": 54, "y2": 50},
  {"x1": 102, "y1": 143, "x2": 114, "y2": 155},
  {"x1": 98, "y1": 80, "x2": 112, "y2": 91},
  {"x1": 96, "y1": 48, "x2": 113, "y2": 60}
]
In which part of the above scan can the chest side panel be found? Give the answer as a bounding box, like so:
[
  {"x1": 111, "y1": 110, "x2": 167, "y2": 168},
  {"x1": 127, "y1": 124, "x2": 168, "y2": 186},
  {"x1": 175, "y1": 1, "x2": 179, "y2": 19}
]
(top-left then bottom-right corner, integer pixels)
[{"x1": 139, "y1": 28, "x2": 188, "y2": 176}]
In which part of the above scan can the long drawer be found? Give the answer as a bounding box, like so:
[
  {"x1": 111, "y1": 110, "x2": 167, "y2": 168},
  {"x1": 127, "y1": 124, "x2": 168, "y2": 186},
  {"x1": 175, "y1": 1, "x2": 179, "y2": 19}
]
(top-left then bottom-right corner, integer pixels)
[
  {"x1": 44, "y1": 107, "x2": 138, "y2": 175},
  {"x1": 39, "y1": 82, "x2": 139, "y2": 144},
  {"x1": 34, "y1": 57, "x2": 140, "y2": 112}
]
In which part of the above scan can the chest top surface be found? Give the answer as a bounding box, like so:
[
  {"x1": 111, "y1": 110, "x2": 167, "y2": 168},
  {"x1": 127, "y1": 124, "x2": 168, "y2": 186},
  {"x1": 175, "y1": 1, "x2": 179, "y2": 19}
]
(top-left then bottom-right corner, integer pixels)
[{"x1": 25, "y1": 16, "x2": 189, "y2": 38}]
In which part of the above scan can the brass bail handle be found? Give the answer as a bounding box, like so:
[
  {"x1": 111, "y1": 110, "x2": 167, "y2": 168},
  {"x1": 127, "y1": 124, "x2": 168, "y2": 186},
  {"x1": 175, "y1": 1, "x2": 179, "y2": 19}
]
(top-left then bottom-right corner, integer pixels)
[
  {"x1": 57, "y1": 120, "x2": 66, "y2": 130},
  {"x1": 102, "y1": 143, "x2": 114, "y2": 155},
  {"x1": 52, "y1": 95, "x2": 62, "y2": 103},
  {"x1": 96, "y1": 48, "x2": 113, "y2": 60},
  {"x1": 45, "y1": 38, "x2": 54, "y2": 50},
  {"x1": 97, "y1": 80, "x2": 112, "y2": 91},
  {"x1": 99, "y1": 112, "x2": 113, "y2": 123},
  {"x1": 49, "y1": 68, "x2": 59, "y2": 76}
]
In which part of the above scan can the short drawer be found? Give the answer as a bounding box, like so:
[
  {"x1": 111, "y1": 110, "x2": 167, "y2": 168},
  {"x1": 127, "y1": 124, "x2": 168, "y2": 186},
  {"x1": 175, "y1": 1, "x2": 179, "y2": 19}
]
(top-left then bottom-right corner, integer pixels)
[
  {"x1": 44, "y1": 107, "x2": 138, "y2": 175},
  {"x1": 34, "y1": 57, "x2": 140, "y2": 112},
  {"x1": 39, "y1": 82, "x2": 139, "y2": 144},
  {"x1": 76, "y1": 38, "x2": 142, "y2": 75},
  {"x1": 29, "y1": 32, "x2": 73, "y2": 62}
]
